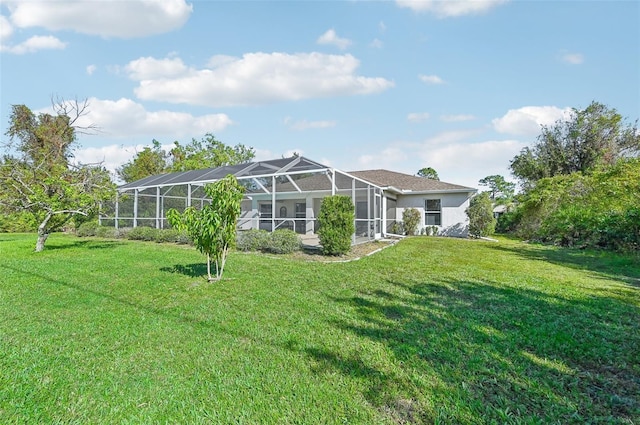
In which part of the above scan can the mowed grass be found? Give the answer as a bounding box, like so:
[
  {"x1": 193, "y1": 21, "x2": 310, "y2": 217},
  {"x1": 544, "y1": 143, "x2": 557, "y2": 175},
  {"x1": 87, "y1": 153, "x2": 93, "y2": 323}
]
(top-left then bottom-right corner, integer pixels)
[{"x1": 0, "y1": 234, "x2": 638, "y2": 424}]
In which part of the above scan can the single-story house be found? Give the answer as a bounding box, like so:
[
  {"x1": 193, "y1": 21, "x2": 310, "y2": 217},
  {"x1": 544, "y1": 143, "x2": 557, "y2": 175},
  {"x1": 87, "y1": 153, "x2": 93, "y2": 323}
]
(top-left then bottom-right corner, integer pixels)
[{"x1": 103, "y1": 156, "x2": 476, "y2": 243}]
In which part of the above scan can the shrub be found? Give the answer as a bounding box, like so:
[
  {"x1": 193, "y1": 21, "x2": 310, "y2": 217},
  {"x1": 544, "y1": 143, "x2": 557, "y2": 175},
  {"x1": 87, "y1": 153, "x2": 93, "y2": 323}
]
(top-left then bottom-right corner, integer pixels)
[
  {"x1": 423, "y1": 226, "x2": 438, "y2": 236},
  {"x1": 496, "y1": 209, "x2": 521, "y2": 234},
  {"x1": 507, "y1": 159, "x2": 640, "y2": 251},
  {"x1": 116, "y1": 227, "x2": 132, "y2": 240},
  {"x1": 76, "y1": 221, "x2": 100, "y2": 237},
  {"x1": 402, "y1": 208, "x2": 421, "y2": 236},
  {"x1": 602, "y1": 207, "x2": 640, "y2": 251},
  {"x1": 95, "y1": 226, "x2": 119, "y2": 239},
  {"x1": 266, "y1": 229, "x2": 301, "y2": 254},
  {"x1": 237, "y1": 229, "x2": 270, "y2": 252},
  {"x1": 466, "y1": 192, "x2": 496, "y2": 238},
  {"x1": 127, "y1": 226, "x2": 158, "y2": 241},
  {"x1": 153, "y1": 228, "x2": 189, "y2": 244},
  {"x1": 317, "y1": 195, "x2": 355, "y2": 256},
  {"x1": 389, "y1": 221, "x2": 403, "y2": 235}
]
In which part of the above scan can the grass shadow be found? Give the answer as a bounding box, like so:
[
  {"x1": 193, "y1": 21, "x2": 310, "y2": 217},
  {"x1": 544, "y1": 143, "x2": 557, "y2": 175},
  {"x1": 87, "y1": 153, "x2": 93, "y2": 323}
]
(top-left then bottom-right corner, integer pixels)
[
  {"x1": 308, "y1": 276, "x2": 639, "y2": 423},
  {"x1": 160, "y1": 263, "x2": 208, "y2": 278},
  {"x1": 43, "y1": 239, "x2": 126, "y2": 251},
  {"x1": 487, "y1": 242, "x2": 640, "y2": 287}
]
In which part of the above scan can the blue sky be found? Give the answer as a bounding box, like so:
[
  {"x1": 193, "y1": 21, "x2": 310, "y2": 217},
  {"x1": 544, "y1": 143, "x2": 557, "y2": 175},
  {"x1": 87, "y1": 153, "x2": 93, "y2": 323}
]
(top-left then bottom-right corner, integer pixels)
[{"x1": 1, "y1": 0, "x2": 638, "y2": 188}]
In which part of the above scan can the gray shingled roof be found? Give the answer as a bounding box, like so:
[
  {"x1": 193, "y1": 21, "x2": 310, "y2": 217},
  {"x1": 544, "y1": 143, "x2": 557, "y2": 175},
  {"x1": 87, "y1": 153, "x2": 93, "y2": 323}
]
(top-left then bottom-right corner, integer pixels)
[{"x1": 350, "y1": 169, "x2": 476, "y2": 193}]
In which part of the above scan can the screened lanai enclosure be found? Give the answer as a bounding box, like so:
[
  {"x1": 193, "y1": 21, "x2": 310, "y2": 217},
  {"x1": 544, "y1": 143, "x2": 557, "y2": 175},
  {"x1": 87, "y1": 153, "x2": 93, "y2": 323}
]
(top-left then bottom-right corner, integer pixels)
[{"x1": 100, "y1": 157, "x2": 386, "y2": 245}]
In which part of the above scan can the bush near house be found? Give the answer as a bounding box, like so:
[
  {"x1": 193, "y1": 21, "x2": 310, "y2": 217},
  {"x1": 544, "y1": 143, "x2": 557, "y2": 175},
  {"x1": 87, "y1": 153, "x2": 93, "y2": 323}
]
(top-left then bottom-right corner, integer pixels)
[
  {"x1": 402, "y1": 208, "x2": 421, "y2": 236},
  {"x1": 318, "y1": 195, "x2": 355, "y2": 255},
  {"x1": 237, "y1": 228, "x2": 301, "y2": 254},
  {"x1": 76, "y1": 221, "x2": 191, "y2": 244},
  {"x1": 466, "y1": 192, "x2": 496, "y2": 238},
  {"x1": 266, "y1": 229, "x2": 301, "y2": 254},
  {"x1": 237, "y1": 229, "x2": 271, "y2": 252}
]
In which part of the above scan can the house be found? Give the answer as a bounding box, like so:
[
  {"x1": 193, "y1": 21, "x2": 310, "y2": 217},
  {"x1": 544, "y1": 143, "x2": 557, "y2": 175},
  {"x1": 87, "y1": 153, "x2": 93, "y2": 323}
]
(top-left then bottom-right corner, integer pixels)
[{"x1": 103, "y1": 156, "x2": 476, "y2": 243}]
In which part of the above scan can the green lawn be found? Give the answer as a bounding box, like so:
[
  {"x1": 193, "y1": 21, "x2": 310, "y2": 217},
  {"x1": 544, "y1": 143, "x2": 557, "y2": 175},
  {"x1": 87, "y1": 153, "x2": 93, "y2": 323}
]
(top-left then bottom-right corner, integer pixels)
[{"x1": 1, "y1": 233, "x2": 638, "y2": 424}]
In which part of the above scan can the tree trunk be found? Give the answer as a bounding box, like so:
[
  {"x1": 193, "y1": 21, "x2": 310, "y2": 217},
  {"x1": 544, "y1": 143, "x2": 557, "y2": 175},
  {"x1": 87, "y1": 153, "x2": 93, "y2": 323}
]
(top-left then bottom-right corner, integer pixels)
[
  {"x1": 35, "y1": 213, "x2": 53, "y2": 252},
  {"x1": 206, "y1": 253, "x2": 213, "y2": 281}
]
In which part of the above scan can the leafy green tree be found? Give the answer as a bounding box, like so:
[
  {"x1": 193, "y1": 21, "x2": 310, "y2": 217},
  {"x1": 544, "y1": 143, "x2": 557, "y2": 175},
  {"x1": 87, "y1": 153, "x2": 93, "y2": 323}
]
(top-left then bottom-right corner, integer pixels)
[
  {"x1": 1, "y1": 102, "x2": 115, "y2": 251},
  {"x1": 402, "y1": 208, "x2": 421, "y2": 235},
  {"x1": 478, "y1": 175, "x2": 516, "y2": 201},
  {"x1": 116, "y1": 134, "x2": 255, "y2": 183},
  {"x1": 417, "y1": 167, "x2": 440, "y2": 180},
  {"x1": 466, "y1": 192, "x2": 496, "y2": 238},
  {"x1": 169, "y1": 133, "x2": 255, "y2": 172},
  {"x1": 510, "y1": 101, "x2": 639, "y2": 188},
  {"x1": 117, "y1": 140, "x2": 167, "y2": 183},
  {"x1": 317, "y1": 195, "x2": 355, "y2": 255},
  {"x1": 167, "y1": 175, "x2": 245, "y2": 281}
]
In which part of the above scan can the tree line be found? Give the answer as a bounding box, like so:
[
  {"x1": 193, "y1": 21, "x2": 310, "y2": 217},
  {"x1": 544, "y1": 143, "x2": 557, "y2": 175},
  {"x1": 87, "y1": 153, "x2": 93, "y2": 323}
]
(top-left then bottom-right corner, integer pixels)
[
  {"x1": 467, "y1": 101, "x2": 639, "y2": 251},
  {"x1": 117, "y1": 136, "x2": 254, "y2": 183}
]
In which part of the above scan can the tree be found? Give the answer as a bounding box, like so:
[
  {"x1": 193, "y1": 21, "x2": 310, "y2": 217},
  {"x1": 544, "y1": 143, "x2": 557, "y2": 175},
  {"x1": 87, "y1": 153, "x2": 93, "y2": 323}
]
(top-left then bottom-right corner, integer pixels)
[
  {"x1": 116, "y1": 134, "x2": 255, "y2": 183},
  {"x1": 510, "y1": 101, "x2": 640, "y2": 187},
  {"x1": 466, "y1": 192, "x2": 496, "y2": 238},
  {"x1": 417, "y1": 167, "x2": 439, "y2": 180},
  {"x1": 168, "y1": 133, "x2": 255, "y2": 172},
  {"x1": 1, "y1": 101, "x2": 115, "y2": 251},
  {"x1": 167, "y1": 175, "x2": 245, "y2": 281},
  {"x1": 478, "y1": 175, "x2": 516, "y2": 201},
  {"x1": 317, "y1": 195, "x2": 355, "y2": 255},
  {"x1": 117, "y1": 140, "x2": 167, "y2": 183}
]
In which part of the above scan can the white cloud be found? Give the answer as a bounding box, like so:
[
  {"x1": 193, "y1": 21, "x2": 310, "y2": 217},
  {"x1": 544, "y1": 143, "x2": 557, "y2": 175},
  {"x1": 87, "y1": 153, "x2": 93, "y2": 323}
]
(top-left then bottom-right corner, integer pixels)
[
  {"x1": 396, "y1": 0, "x2": 509, "y2": 18},
  {"x1": 407, "y1": 112, "x2": 430, "y2": 123},
  {"x1": 561, "y1": 52, "x2": 584, "y2": 65},
  {"x1": 73, "y1": 142, "x2": 175, "y2": 180},
  {"x1": 2, "y1": 34, "x2": 66, "y2": 54},
  {"x1": 370, "y1": 38, "x2": 384, "y2": 48},
  {"x1": 440, "y1": 114, "x2": 475, "y2": 122},
  {"x1": 73, "y1": 144, "x2": 142, "y2": 175},
  {"x1": 418, "y1": 138, "x2": 524, "y2": 188},
  {"x1": 317, "y1": 29, "x2": 352, "y2": 50},
  {"x1": 358, "y1": 147, "x2": 408, "y2": 168},
  {"x1": 124, "y1": 56, "x2": 189, "y2": 80},
  {"x1": 128, "y1": 52, "x2": 394, "y2": 107},
  {"x1": 6, "y1": 0, "x2": 192, "y2": 38},
  {"x1": 379, "y1": 21, "x2": 387, "y2": 32},
  {"x1": 419, "y1": 74, "x2": 444, "y2": 85},
  {"x1": 252, "y1": 148, "x2": 305, "y2": 162},
  {"x1": 352, "y1": 131, "x2": 525, "y2": 188},
  {"x1": 284, "y1": 117, "x2": 337, "y2": 130},
  {"x1": 69, "y1": 97, "x2": 233, "y2": 139},
  {"x1": 86, "y1": 64, "x2": 97, "y2": 75},
  {"x1": 0, "y1": 15, "x2": 13, "y2": 41},
  {"x1": 492, "y1": 106, "x2": 573, "y2": 136}
]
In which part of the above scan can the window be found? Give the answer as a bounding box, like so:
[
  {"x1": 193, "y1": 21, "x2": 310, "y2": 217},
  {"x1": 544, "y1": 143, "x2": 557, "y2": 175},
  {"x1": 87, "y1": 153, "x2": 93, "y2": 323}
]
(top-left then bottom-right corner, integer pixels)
[{"x1": 425, "y1": 199, "x2": 441, "y2": 226}]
